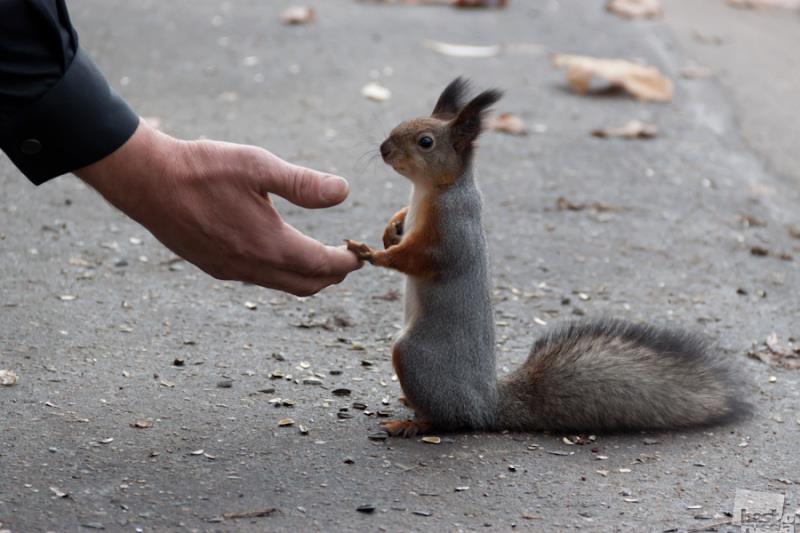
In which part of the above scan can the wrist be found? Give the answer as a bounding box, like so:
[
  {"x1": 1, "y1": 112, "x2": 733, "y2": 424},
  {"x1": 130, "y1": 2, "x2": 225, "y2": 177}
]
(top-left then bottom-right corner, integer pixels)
[{"x1": 75, "y1": 119, "x2": 182, "y2": 218}]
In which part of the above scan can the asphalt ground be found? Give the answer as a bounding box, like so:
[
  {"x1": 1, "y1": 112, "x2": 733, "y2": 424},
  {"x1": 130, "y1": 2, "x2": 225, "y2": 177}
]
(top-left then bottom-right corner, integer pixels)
[{"x1": 1, "y1": 1, "x2": 799, "y2": 531}]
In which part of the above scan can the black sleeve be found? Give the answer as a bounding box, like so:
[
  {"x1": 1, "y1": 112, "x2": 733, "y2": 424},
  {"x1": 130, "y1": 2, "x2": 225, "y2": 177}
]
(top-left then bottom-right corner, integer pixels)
[{"x1": 0, "y1": 0, "x2": 139, "y2": 185}]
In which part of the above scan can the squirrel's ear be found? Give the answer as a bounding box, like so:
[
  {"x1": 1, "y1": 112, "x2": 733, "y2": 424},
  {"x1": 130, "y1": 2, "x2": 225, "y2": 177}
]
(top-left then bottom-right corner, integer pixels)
[
  {"x1": 449, "y1": 89, "x2": 503, "y2": 153},
  {"x1": 431, "y1": 77, "x2": 470, "y2": 119}
]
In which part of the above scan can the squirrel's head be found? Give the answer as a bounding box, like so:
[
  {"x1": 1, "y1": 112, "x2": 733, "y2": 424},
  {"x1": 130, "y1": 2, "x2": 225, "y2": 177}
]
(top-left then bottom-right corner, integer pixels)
[{"x1": 379, "y1": 77, "x2": 502, "y2": 188}]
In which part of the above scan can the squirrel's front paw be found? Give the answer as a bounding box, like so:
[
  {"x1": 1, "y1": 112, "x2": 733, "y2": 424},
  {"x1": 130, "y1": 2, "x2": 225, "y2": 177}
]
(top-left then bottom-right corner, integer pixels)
[
  {"x1": 345, "y1": 240, "x2": 375, "y2": 262},
  {"x1": 380, "y1": 418, "x2": 432, "y2": 438},
  {"x1": 382, "y1": 220, "x2": 404, "y2": 249}
]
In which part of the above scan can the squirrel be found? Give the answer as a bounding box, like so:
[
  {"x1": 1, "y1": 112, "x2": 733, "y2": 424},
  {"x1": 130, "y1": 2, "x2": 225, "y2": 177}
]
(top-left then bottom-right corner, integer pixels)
[{"x1": 346, "y1": 78, "x2": 748, "y2": 437}]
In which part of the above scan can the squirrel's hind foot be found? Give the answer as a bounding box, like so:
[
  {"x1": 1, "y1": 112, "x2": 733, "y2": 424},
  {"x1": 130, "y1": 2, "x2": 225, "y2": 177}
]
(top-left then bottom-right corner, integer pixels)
[{"x1": 381, "y1": 418, "x2": 431, "y2": 438}]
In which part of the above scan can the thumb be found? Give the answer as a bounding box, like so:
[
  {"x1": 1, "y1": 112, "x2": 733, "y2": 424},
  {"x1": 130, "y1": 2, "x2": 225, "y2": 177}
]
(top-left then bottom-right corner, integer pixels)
[{"x1": 253, "y1": 150, "x2": 350, "y2": 208}]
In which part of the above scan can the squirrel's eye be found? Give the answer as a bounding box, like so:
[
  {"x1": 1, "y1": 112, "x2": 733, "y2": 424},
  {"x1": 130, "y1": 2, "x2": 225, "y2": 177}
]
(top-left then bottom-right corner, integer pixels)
[{"x1": 417, "y1": 135, "x2": 434, "y2": 149}]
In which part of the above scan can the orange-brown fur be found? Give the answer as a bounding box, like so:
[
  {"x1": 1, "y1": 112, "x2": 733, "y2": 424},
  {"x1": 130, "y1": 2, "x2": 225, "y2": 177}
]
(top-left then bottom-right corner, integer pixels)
[
  {"x1": 347, "y1": 194, "x2": 440, "y2": 279},
  {"x1": 380, "y1": 418, "x2": 431, "y2": 438},
  {"x1": 382, "y1": 207, "x2": 409, "y2": 248}
]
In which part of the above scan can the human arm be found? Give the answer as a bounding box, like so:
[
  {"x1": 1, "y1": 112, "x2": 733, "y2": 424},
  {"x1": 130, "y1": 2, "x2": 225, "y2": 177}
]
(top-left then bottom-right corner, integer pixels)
[{"x1": 1, "y1": 0, "x2": 360, "y2": 295}]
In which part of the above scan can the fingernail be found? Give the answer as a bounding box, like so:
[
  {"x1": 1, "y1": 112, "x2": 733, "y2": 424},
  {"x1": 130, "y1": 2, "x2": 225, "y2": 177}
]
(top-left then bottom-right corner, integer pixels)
[{"x1": 321, "y1": 175, "x2": 349, "y2": 203}]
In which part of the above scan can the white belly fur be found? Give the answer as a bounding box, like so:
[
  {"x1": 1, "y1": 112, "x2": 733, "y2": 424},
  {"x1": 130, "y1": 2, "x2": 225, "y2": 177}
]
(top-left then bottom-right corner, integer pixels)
[{"x1": 402, "y1": 185, "x2": 428, "y2": 326}]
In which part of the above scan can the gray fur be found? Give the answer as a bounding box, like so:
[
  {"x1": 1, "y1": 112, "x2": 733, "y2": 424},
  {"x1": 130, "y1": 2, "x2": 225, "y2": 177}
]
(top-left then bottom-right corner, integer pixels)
[
  {"x1": 396, "y1": 167, "x2": 499, "y2": 430},
  {"x1": 497, "y1": 319, "x2": 749, "y2": 432},
  {"x1": 390, "y1": 78, "x2": 748, "y2": 434},
  {"x1": 400, "y1": 172, "x2": 748, "y2": 434}
]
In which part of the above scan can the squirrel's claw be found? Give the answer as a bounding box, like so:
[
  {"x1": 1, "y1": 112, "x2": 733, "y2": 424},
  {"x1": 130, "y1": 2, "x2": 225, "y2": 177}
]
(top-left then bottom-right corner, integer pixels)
[
  {"x1": 345, "y1": 239, "x2": 374, "y2": 262},
  {"x1": 380, "y1": 418, "x2": 431, "y2": 438}
]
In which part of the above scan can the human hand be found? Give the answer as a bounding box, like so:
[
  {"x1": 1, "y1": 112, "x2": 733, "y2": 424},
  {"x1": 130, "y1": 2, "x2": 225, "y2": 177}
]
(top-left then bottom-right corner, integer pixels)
[{"x1": 76, "y1": 120, "x2": 361, "y2": 296}]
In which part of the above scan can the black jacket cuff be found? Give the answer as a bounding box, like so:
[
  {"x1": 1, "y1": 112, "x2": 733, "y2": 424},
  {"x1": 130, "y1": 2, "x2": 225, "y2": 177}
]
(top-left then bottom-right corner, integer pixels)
[{"x1": 0, "y1": 47, "x2": 139, "y2": 185}]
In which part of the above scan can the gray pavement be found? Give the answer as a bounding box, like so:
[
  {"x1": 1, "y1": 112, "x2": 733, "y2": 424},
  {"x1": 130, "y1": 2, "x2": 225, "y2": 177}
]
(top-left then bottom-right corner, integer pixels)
[{"x1": 1, "y1": 1, "x2": 799, "y2": 532}]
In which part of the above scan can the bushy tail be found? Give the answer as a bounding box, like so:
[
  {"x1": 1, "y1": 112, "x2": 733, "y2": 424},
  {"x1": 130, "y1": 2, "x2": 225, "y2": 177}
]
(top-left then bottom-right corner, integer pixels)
[{"x1": 497, "y1": 319, "x2": 749, "y2": 432}]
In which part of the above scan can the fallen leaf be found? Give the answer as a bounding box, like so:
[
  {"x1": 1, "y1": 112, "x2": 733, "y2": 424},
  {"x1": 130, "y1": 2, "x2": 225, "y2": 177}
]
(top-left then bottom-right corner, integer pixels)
[
  {"x1": 727, "y1": 0, "x2": 800, "y2": 8},
  {"x1": 421, "y1": 436, "x2": 441, "y2": 444},
  {"x1": 552, "y1": 54, "x2": 673, "y2": 102},
  {"x1": 49, "y1": 486, "x2": 69, "y2": 498},
  {"x1": 453, "y1": 0, "x2": 508, "y2": 6},
  {"x1": 591, "y1": 120, "x2": 658, "y2": 139},
  {"x1": 750, "y1": 245, "x2": 769, "y2": 256},
  {"x1": 488, "y1": 113, "x2": 526, "y2": 135},
  {"x1": 278, "y1": 418, "x2": 295, "y2": 427},
  {"x1": 356, "y1": 0, "x2": 506, "y2": 7},
  {"x1": 281, "y1": 6, "x2": 316, "y2": 24},
  {"x1": 424, "y1": 39, "x2": 501, "y2": 58},
  {"x1": 747, "y1": 333, "x2": 800, "y2": 370},
  {"x1": 0, "y1": 370, "x2": 18, "y2": 386},
  {"x1": 556, "y1": 197, "x2": 618, "y2": 212},
  {"x1": 361, "y1": 82, "x2": 391, "y2": 102},
  {"x1": 131, "y1": 419, "x2": 153, "y2": 429},
  {"x1": 606, "y1": 0, "x2": 662, "y2": 18},
  {"x1": 222, "y1": 508, "x2": 278, "y2": 520},
  {"x1": 739, "y1": 214, "x2": 766, "y2": 228},
  {"x1": 680, "y1": 66, "x2": 713, "y2": 79},
  {"x1": 766, "y1": 332, "x2": 795, "y2": 357}
]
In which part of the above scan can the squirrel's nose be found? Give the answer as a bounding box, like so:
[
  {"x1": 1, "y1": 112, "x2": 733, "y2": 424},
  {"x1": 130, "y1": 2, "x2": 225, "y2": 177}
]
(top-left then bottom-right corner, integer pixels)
[{"x1": 379, "y1": 141, "x2": 392, "y2": 159}]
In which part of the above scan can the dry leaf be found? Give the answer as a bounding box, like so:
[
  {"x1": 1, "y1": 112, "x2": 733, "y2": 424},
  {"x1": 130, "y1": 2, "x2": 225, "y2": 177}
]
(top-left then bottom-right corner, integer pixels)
[
  {"x1": 356, "y1": 0, "x2": 506, "y2": 6},
  {"x1": 281, "y1": 6, "x2": 316, "y2": 24},
  {"x1": 727, "y1": 0, "x2": 800, "y2": 8},
  {"x1": 131, "y1": 419, "x2": 153, "y2": 429},
  {"x1": 223, "y1": 508, "x2": 278, "y2": 520},
  {"x1": 421, "y1": 436, "x2": 441, "y2": 444},
  {"x1": 453, "y1": 0, "x2": 508, "y2": 7},
  {"x1": 766, "y1": 332, "x2": 795, "y2": 357},
  {"x1": 606, "y1": 0, "x2": 662, "y2": 18},
  {"x1": 49, "y1": 486, "x2": 69, "y2": 498},
  {"x1": 0, "y1": 369, "x2": 18, "y2": 386},
  {"x1": 552, "y1": 54, "x2": 673, "y2": 102},
  {"x1": 361, "y1": 82, "x2": 391, "y2": 102},
  {"x1": 278, "y1": 418, "x2": 295, "y2": 427},
  {"x1": 424, "y1": 40, "x2": 501, "y2": 58},
  {"x1": 680, "y1": 66, "x2": 713, "y2": 79},
  {"x1": 748, "y1": 333, "x2": 800, "y2": 370},
  {"x1": 592, "y1": 120, "x2": 658, "y2": 139},
  {"x1": 488, "y1": 113, "x2": 526, "y2": 135},
  {"x1": 556, "y1": 197, "x2": 618, "y2": 212}
]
